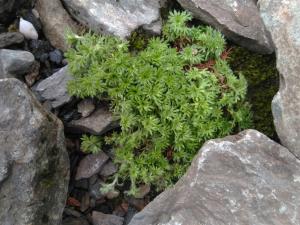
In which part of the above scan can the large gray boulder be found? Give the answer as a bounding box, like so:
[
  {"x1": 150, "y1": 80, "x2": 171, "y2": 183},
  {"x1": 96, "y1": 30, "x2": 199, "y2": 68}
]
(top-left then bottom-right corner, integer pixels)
[
  {"x1": 259, "y1": 0, "x2": 300, "y2": 158},
  {"x1": 62, "y1": 0, "x2": 162, "y2": 38},
  {"x1": 177, "y1": 0, "x2": 274, "y2": 54},
  {"x1": 0, "y1": 79, "x2": 69, "y2": 225},
  {"x1": 0, "y1": 49, "x2": 35, "y2": 78},
  {"x1": 129, "y1": 130, "x2": 300, "y2": 225}
]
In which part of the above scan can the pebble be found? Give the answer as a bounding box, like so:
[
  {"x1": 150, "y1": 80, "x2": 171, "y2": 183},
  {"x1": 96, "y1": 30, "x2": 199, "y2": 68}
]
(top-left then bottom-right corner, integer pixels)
[
  {"x1": 78, "y1": 99, "x2": 96, "y2": 118},
  {"x1": 19, "y1": 17, "x2": 38, "y2": 40},
  {"x1": 75, "y1": 152, "x2": 109, "y2": 180},
  {"x1": 49, "y1": 49, "x2": 63, "y2": 64}
]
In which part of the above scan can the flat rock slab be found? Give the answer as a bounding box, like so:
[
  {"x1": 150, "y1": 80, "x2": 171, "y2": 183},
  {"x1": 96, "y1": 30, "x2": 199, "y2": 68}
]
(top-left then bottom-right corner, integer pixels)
[
  {"x1": 0, "y1": 49, "x2": 35, "y2": 78},
  {"x1": 76, "y1": 152, "x2": 109, "y2": 180},
  {"x1": 62, "y1": 0, "x2": 162, "y2": 38},
  {"x1": 0, "y1": 79, "x2": 69, "y2": 225},
  {"x1": 68, "y1": 107, "x2": 119, "y2": 135},
  {"x1": 33, "y1": 66, "x2": 73, "y2": 108},
  {"x1": 177, "y1": 0, "x2": 273, "y2": 54},
  {"x1": 259, "y1": 0, "x2": 300, "y2": 158},
  {"x1": 129, "y1": 130, "x2": 300, "y2": 225}
]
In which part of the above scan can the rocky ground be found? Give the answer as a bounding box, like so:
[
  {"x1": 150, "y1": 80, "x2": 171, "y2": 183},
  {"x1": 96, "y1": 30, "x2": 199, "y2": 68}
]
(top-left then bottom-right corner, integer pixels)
[{"x1": 0, "y1": 0, "x2": 300, "y2": 225}]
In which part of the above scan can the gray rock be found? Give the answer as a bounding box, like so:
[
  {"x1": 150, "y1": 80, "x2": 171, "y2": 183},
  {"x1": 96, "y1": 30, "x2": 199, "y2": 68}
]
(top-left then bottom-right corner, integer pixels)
[
  {"x1": 259, "y1": 0, "x2": 300, "y2": 158},
  {"x1": 68, "y1": 108, "x2": 119, "y2": 135},
  {"x1": 33, "y1": 66, "x2": 73, "y2": 108},
  {"x1": 129, "y1": 130, "x2": 300, "y2": 225},
  {"x1": 100, "y1": 160, "x2": 117, "y2": 177},
  {"x1": 0, "y1": 32, "x2": 24, "y2": 48},
  {"x1": 36, "y1": 0, "x2": 79, "y2": 51},
  {"x1": 92, "y1": 211, "x2": 124, "y2": 225},
  {"x1": 78, "y1": 99, "x2": 95, "y2": 118},
  {"x1": 0, "y1": 49, "x2": 35, "y2": 78},
  {"x1": 62, "y1": 217, "x2": 89, "y2": 225},
  {"x1": 76, "y1": 152, "x2": 109, "y2": 180},
  {"x1": 62, "y1": 0, "x2": 162, "y2": 38},
  {"x1": 0, "y1": 78, "x2": 69, "y2": 225},
  {"x1": 177, "y1": 0, "x2": 274, "y2": 54},
  {"x1": 134, "y1": 184, "x2": 150, "y2": 199}
]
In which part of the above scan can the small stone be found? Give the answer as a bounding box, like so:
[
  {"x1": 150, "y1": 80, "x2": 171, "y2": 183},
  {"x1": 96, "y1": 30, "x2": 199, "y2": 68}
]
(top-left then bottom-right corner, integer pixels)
[
  {"x1": 32, "y1": 9, "x2": 40, "y2": 19},
  {"x1": 33, "y1": 66, "x2": 73, "y2": 108},
  {"x1": 92, "y1": 211, "x2": 124, "y2": 225},
  {"x1": 106, "y1": 190, "x2": 120, "y2": 200},
  {"x1": 78, "y1": 99, "x2": 96, "y2": 118},
  {"x1": 62, "y1": 217, "x2": 89, "y2": 225},
  {"x1": 39, "y1": 53, "x2": 49, "y2": 63},
  {"x1": 76, "y1": 152, "x2": 109, "y2": 180},
  {"x1": 127, "y1": 197, "x2": 147, "y2": 211},
  {"x1": 100, "y1": 161, "x2": 117, "y2": 177},
  {"x1": 25, "y1": 61, "x2": 40, "y2": 87},
  {"x1": 68, "y1": 108, "x2": 119, "y2": 135},
  {"x1": 0, "y1": 32, "x2": 24, "y2": 48},
  {"x1": 49, "y1": 49, "x2": 63, "y2": 64},
  {"x1": 0, "y1": 49, "x2": 35, "y2": 78},
  {"x1": 19, "y1": 17, "x2": 38, "y2": 40},
  {"x1": 134, "y1": 184, "x2": 150, "y2": 199},
  {"x1": 29, "y1": 39, "x2": 52, "y2": 61}
]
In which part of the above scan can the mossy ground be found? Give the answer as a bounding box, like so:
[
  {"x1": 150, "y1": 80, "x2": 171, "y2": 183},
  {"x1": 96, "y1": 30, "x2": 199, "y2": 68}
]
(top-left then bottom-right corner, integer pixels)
[{"x1": 228, "y1": 46, "x2": 279, "y2": 138}]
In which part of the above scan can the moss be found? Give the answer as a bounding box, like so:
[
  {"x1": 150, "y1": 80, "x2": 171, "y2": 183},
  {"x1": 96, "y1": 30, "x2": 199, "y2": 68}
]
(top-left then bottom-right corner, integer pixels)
[
  {"x1": 128, "y1": 31, "x2": 148, "y2": 51},
  {"x1": 228, "y1": 46, "x2": 279, "y2": 138}
]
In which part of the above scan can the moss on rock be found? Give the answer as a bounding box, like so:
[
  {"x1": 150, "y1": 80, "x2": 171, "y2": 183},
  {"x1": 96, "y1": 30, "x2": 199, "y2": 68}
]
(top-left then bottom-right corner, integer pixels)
[{"x1": 228, "y1": 46, "x2": 279, "y2": 138}]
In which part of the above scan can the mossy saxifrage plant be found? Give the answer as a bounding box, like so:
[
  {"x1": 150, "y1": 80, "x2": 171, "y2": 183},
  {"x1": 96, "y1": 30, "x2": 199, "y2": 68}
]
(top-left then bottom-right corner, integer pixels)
[{"x1": 66, "y1": 11, "x2": 252, "y2": 196}]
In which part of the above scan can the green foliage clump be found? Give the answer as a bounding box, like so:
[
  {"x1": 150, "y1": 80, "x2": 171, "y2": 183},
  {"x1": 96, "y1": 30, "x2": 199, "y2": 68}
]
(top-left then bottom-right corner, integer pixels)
[
  {"x1": 228, "y1": 47, "x2": 279, "y2": 138},
  {"x1": 80, "y1": 135, "x2": 103, "y2": 154},
  {"x1": 66, "y1": 11, "x2": 252, "y2": 194}
]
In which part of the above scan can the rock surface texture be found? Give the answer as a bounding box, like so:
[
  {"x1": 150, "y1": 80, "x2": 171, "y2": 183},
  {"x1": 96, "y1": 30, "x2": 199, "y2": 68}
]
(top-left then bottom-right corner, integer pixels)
[
  {"x1": 177, "y1": 0, "x2": 273, "y2": 54},
  {"x1": 33, "y1": 66, "x2": 73, "y2": 108},
  {"x1": 36, "y1": 0, "x2": 79, "y2": 51},
  {"x1": 0, "y1": 32, "x2": 24, "y2": 48},
  {"x1": 129, "y1": 130, "x2": 300, "y2": 225},
  {"x1": 62, "y1": 0, "x2": 162, "y2": 38},
  {"x1": 67, "y1": 107, "x2": 118, "y2": 135},
  {"x1": 0, "y1": 79, "x2": 69, "y2": 225},
  {"x1": 259, "y1": 0, "x2": 300, "y2": 158},
  {"x1": 0, "y1": 49, "x2": 35, "y2": 78}
]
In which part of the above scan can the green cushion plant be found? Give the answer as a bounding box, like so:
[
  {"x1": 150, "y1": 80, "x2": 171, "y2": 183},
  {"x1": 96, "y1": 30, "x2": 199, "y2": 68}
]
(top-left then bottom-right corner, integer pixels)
[{"x1": 66, "y1": 11, "x2": 252, "y2": 195}]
